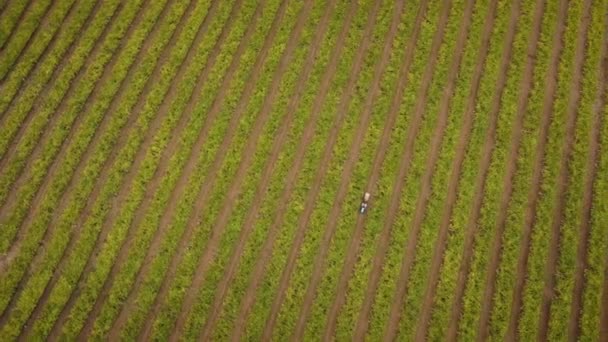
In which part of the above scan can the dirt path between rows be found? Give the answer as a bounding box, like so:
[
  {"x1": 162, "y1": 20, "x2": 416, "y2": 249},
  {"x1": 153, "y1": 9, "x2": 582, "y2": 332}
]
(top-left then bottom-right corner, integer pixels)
[
  {"x1": 440, "y1": 0, "x2": 526, "y2": 338},
  {"x1": 198, "y1": 1, "x2": 337, "y2": 338},
  {"x1": 136, "y1": 1, "x2": 286, "y2": 339},
  {"x1": 107, "y1": 0, "x2": 244, "y2": 338},
  {"x1": 229, "y1": 2, "x2": 358, "y2": 339},
  {"x1": 0, "y1": 0, "x2": 78, "y2": 121},
  {"x1": 0, "y1": 0, "x2": 52, "y2": 83},
  {"x1": 410, "y1": 0, "x2": 499, "y2": 339},
  {"x1": 320, "y1": 0, "x2": 430, "y2": 339},
  {"x1": 537, "y1": 0, "x2": 592, "y2": 338},
  {"x1": 568, "y1": 30, "x2": 608, "y2": 340},
  {"x1": 258, "y1": 2, "x2": 382, "y2": 339},
  {"x1": 499, "y1": 0, "x2": 569, "y2": 339},
  {"x1": 471, "y1": 0, "x2": 543, "y2": 340},
  {"x1": 171, "y1": 2, "x2": 314, "y2": 339}
]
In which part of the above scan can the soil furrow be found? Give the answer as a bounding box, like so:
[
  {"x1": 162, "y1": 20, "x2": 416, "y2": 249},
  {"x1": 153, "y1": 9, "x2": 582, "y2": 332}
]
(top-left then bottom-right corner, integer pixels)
[
  {"x1": 0, "y1": 0, "x2": 139, "y2": 262},
  {"x1": 0, "y1": 0, "x2": 53, "y2": 83},
  {"x1": 259, "y1": 1, "x2": 382, "y2": 338},
  {"x1": 21, "y1": 0, "x2": 203, "y2": 338},
  {"x1": 0, "y1": 0, "x2": 32, "y2": 52},
  {"x1": 107, "y1": 0, "x2": 243, "y2": 336},
  {"x1": 351, "y1": 3, "x2": 448, "y2": 342},
  {"x1": 442, "y1": 0, "x2": 528, "y2": 338},
  {"x1": 473, "y1": 0, "x2": 544, "y2": 340},
  {"x1": 499, "y1": 0, "x2": 569, "y2": 337},
  {"x1": 171, "y1": 2, "x2": 313, "y2": 339},
  {"x1": 409, "y1": 0, "x2": 499, "y2": 339},
  {"x1": 8, "y1": 0, "x2": 172, "y2": 286},
  {"x1": 324, "y1": 1, "x2": 428, "y2": 340},
  {"x1": 230, "y1": 2, "x2": 358, "y2": 339},
  {"x1": 0, "y1": 0, "x2": 104, "y2": 171},
  {"x1": 568, "y1": 34, "x2": 608, "y2": 341},
  {"x1": 381, "y1": 0, "x2": 473, "y2": 339},
  {"x1": 295, "y1": 0, "x2": 403, "y2": 329},
  {"x1": 136, "y1": 1, "x2": 285, "y2": 339},
  {"x1": 0, "y1": 0, "x2": 78, "y2": 120},
  {"x1": 536, "y1": 0, "x2": 592, "y2": 338},
  {"x1": 199, "y1": 0, "x2": 336, "y2": 338}
]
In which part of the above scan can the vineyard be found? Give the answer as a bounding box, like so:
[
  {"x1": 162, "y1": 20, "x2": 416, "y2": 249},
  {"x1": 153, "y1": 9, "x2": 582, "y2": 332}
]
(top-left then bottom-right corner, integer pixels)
[{"x1": 0, "y1": 0, "x2": 607, "y2": 340}]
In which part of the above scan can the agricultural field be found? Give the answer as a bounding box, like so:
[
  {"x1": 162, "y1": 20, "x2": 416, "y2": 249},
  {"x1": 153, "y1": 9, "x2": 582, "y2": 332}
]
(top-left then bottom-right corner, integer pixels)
[{"x1": 0, "y1": 0, "x2": 607, "y2": 340}]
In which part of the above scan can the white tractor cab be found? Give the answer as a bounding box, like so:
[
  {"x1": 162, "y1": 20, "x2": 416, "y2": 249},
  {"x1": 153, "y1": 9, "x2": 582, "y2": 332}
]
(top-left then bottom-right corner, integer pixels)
[{"x1": 359, "y1": 192, "x2": 371, "y2": 214}]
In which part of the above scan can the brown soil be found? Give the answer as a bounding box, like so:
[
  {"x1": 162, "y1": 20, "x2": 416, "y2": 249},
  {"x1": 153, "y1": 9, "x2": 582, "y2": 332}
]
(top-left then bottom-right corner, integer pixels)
[
  {"x1": 500, "y1": 0, "x2": 568, "y2": 338},
  {"x1": 229, "y1": 2, "x2": 357, "y2": 339},
  {"x1": 136, "y1": 1, "x2": 286, "y2": 339},
  {"x1": 108, "y1": 0, "x2": 243, "y2": 337},
  {"x1": 198, "y1": 0, "x2": 337, "y2": 338},
  {"x1": 258, "y1": 2, "x2": 382, "y2": 339},
  {"x1": 568, "y1": 38, "x2": 608, "y2": 341},
  {"x1": 537, "y1": 0, "x2": 591, "y2": 339}
]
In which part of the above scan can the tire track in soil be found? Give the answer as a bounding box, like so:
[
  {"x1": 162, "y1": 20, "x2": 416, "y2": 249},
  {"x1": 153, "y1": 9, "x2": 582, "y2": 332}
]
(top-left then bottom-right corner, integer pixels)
[
  {"x1": 0, "y1": 0, "x2": 166, "y2": 285},
  {"x1": 409, "y1": 0, "x2": 499, "y2": 339},
  {"x1": 294, "y1": 0, "x2": 404, "y2": 335},
  {"x1": 198, "y1": 0, "x2": 337, "y2": 338},
  {"x1": 500, "y1": 0, "x2": 568, "y2": 338},
  {"x1": 229, "y1": 2, "x2": 358, "y2": 339},
  {"x1": 108, "y1": 0, "x2": 243, "y2": 336},
  {"x1": 537, "y1": 0, "x2": 592, "y2": 338},
  {"x1": 319, "y1": 0, "x2": 423, "y2": 338},
  {"x1": 381, "y1": 0, "x2": 473, "y2": 339},
  {"x1": 568, "y1": 30, "x2": 608, "y2": 341},
  {"x1": 0, "y1": 0, "x2": 53, "y2": 83},
  {"x1": 20, "y1": 0, "x2": 203, "y2": 337},
  {"x1": 0, "y1": 0, "x2": 103, "y2": 169},
  {"x1": 0, "y1": 0, "x2": 32, "y2": 52},
  {"x1": 0, "y1": 0, "x2": 78, "y2": 120},
  {"x1": 350, "y1": 2, "x2": 444, "y2": 341},
  {"x1": 0, "y1": 0, "x2": 139, "y2": 266},
  {"x1": 474, "y1": 0, "x2": 544, "y2": 339},
  {"x1": 442, "y1": 0, "x2": 526, "y2": 338},
  {"x1": 136, "y1": 1, "x2": 286, "y2": 339},
  {"x1": 259, "y1": 1, "x2": 381, "y2": 338},
  {"x1": 171, "y1": 2, "x2": 313, "y2": 339}
]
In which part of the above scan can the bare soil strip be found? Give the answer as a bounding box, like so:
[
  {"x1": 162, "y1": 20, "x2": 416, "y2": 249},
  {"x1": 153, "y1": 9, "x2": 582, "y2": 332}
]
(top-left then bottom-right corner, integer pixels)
[
  {"x1": 536, "y1": 0, "x2": 592, "y2": 338},
  {"x1": 136, "y1": 1, "x2": 287, "y2": 338},
  {"x1": 229, "y1": 2, "x2": 358, "y2": 339},
  {"x1": 0, "y1": 0, "x2": 103, "y2": 171},
  {"x1": 0, "y1": 0, "x2": 143, "y2": 264},
  {"x1": 500, "y1": 0, "x2": 568, "y2": 337},
  {"x1": 473, "y1": 0, "x2": 544, "y2": 339},
  {"x1": 259, "y1": 2, "x2": 382, "y2": 338},
  {"x1": 568, "y1": 32, "x2": 608, "y2": 340},
  {"x1": 0, "y1": 0, "x2": 52, "y2": 82},
  {"x1": 107, "y1": 0, "x2": 244, "y2": 336},
  {"x1": 198, "y1": 0, "x2": 337, "y2": 338},
  {"x1": 320, "y1": 0, "x2": 432, "y2": 339},
  {"x1": 409, "y1": 0, "x2": 499, "y2": 339},
  {"x1": 293, "y1": 0, "x2": 405, "y2": 338},
  {"x1": 21, "y1": 0, "x2": 205, "y2": 338},
  {"x1": 0, "y1": 0, "x2": 78, "y2": 120},
  {"x1": 351, "y1": 3, "x2": 452, "y2": 342},
  {"x1": 441, "y1": 0, "x2": 526, "y2": 338},
  {"x1": 170, "y1": 2, "x2": 313, "y2": 339},
  {"x1": 381, "y1": 1, "x2": 475, "y2": 339},
  {"x1": 0, "y1": 0, "x2": 31, "y2": 52}
]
